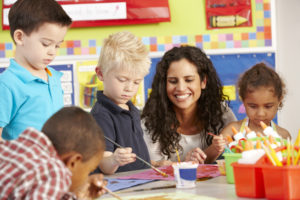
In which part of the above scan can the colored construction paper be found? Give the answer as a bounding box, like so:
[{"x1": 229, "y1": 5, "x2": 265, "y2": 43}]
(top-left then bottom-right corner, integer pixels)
[
  {"x1": 118, "y1": 164, "x2": 220, "y2": 181},
  {"x1": 106, "y1": 178, "x2": 154, "y2": 192},
  {"x1": 101, "y1": 191, "x2": 219, "y2": 200}
]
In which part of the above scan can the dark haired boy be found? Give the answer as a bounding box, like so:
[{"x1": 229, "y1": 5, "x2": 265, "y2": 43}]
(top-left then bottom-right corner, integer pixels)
[
  {"x1": 0, "y1": 106, "x2": 106, "y2": 199},
  {"x1": 0, "y1": 0, "x2": 72, "y2": 140}
]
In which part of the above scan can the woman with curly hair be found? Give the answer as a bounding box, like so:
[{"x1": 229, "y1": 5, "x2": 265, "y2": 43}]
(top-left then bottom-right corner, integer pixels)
[{"x1": 141, "y1": 46, "x2": 236, "y2": 167}]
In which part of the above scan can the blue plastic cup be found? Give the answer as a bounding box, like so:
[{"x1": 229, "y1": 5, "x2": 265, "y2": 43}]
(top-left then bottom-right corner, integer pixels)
[{"x1": 172, "y1": 162, "x2": 198, "y2": 188}]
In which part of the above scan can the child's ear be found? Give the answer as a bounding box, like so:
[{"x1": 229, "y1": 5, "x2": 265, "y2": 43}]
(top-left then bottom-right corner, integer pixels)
[
  {"x1": 95, "y1": 66, "x2": 104, "y2": 81},
  {"x1": 13, "y1": 29, "x2": 25, "y2": 46},
  {"x1": 61, "y1": 152, "x2": 83, "y2": 170},
  {"x1": 278, "y1": 97, "x2": 283, "y2": 109},
  {"x1": 201, "y1": 76, "x2": 207, "y2": 89}
]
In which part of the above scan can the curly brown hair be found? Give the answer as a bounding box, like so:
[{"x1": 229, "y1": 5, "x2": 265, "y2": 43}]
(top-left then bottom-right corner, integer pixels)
[
  {"x1": 141, "y1": 46, "x2": 229, "y2": 158},
  {"x1": 238, "y1": 62, "x2": 286, "y2": 108}
]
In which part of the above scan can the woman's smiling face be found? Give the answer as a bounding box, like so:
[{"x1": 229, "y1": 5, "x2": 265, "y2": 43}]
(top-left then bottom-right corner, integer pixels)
[{"x1": 166, "y1": 58, "x2": 206, "y2": 112}]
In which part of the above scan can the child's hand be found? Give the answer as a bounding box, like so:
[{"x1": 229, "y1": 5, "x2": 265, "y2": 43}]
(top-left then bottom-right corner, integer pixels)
[
  {"x1": 185, "y1": 148, "x2": 207, "y2": 164},
  {"x1": 211, "y1": 134, "x2": 226, "y2": 153},
  {"x1": 113, "y1": 147, "x2": 136, "y2": 166},
  {"x1": 75, "y1": 174, "x2": 107, "y2": 200}
]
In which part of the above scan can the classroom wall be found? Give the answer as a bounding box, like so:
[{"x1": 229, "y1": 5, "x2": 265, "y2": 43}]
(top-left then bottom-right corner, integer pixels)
[
  {"x1": 0, "y1": 0, "x2": 256, "y2": 44},
  {"x1": 2, "y1": 0, "x2": 294, "y2": 136},
  {"x1": 275, "y1": 0, "x2": 300, "y2": 139}
]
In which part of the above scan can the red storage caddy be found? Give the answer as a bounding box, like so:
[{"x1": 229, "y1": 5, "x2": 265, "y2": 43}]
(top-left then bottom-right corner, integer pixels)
[
  {"x1": 232, "y1": 160, "x2": 265, "y2": 198},
  {"x1": 233, "y1": 146, "x2": 300, "y2": 199}
]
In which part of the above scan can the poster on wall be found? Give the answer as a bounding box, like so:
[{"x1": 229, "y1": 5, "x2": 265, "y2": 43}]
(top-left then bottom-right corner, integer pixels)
[
  {"x1": 2, "y1": 0, "x2": 171, "y2": 30},
  {"x1": 205, "y1": 0, "x2": 252, "y2": 29},
  {"x1": 75, "y1": 60, "x2": 102, "y2": 110},
  {"x1": 49, "y1": 64, "x2": 75, "y2": 106},
  {"x1": 75, "y1": 60, "x2": 145, "y2": 110}
]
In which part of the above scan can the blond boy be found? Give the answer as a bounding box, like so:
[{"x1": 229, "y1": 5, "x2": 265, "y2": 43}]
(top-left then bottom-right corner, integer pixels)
[{"x1": 91, "y1": 31, "x2": 151, "y2": 174}]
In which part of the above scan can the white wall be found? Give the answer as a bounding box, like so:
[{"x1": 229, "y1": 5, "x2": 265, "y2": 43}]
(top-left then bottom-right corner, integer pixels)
[{"x1": 276, "y1": 0, "x2": 300, "y2": 139}]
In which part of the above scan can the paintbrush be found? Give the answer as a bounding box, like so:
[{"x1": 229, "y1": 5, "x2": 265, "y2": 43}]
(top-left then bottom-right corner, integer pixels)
[
  {"x1": 104, "y1": 136, "x2": 168, "y2": 177},
  {"x1": 116, "y1": 184, "x2": 176, "y2": 194},
  {"x1": 175, "y1": 148, "x2": 181, "y2": 163},
  {"x1": 103, "y1": 186, "x2": 122, "y2": 200}
]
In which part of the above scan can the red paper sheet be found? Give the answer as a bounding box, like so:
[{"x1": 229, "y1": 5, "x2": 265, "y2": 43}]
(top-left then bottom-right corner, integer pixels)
[{"x1": 118, "y1": 164, "x2": 221, "y2": 181}]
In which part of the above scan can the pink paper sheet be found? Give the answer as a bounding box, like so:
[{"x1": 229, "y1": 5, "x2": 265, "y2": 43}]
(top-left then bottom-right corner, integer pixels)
[{"x1": 118, "y1": 164, "x2": 221, "y2": 181}]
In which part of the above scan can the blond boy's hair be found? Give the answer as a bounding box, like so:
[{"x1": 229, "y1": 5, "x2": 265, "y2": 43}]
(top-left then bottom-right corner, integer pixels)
[{"x1": 97, "y1": 31, "x2": 151, "y2": 76}]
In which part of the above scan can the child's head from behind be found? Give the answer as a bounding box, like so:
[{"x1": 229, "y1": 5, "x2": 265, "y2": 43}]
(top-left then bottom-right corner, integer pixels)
[
  {"x1": 42, "y1": 107, "x2": 105, "y2": 192},
  {"x1": 238, "y1": 63, "x2": 285, "y2": 126},
  {"x1": 96, "y1": 31, "x2": 150, "y2": 107},
  {"x1": 9, "y1": 0, "x2": 72, "y2": 71}
]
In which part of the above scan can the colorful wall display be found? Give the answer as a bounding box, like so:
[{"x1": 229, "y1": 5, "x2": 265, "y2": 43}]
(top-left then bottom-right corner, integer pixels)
[
  {"x1": 50, "y1": 64, "x2": 75, "y2": 106},
  {"x1": 0, "y1": 0, "x2": 273, "y2": 58},
  {"x1": 0, "y1": 0, "x2": 276, "y2": 118}
]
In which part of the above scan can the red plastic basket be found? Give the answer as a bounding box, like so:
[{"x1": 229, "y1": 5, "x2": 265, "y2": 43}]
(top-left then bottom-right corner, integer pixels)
[
  {"x1": 232, "y1": 162, "x2": 265, "y2": 198},
  {"x1": 262, "y1": 165, "x2": 300, "y2": 200},
  {"x1": 233, "y1": 146, "x2": 300, "y2": 199}
]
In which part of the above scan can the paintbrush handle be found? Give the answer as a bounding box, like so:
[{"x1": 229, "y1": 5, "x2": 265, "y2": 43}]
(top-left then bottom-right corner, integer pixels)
[
  {"x1": 117, "y1": 184, "x2": 176, "y2": 193},
  {"x1": 104, "y1": 136, "x2": 167, "y2": 176},
  {"x1": 103, "y1": 186, "x2": 122, "y2": 200},
  {"x1": 104, "y1": 136, "x2": 123, "y2": 148},
  {"x1": 104, "y1": 135, "x2": 152, "y2": 167}
]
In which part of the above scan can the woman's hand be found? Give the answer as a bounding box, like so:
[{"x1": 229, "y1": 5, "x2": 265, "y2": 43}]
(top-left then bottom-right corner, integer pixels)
[
  {"x1": 211, "y1": 134, "x2": 226, "y2": 154},
  {"x1": 151, "y1": 160, "x2": 174, "y2": 167},
  {"x1": 185, "y1": 148, "x2": 207, "y2": 164}
]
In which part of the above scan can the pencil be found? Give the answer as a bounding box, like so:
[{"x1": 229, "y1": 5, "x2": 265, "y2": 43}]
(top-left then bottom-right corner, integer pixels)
[
  {"x1": 208, "y1": 132, "x2": 216, "y2": 137},
  {"x1": 45, "y1": 67, "x2": 52, "y2": 76},
  {"x1": 287, "y1": 138, "x2": 291, "y2": 166},
  {"x1": 104, "y1": 136, "x2": 168, "y2": 177},
  {"x1": 175, "y1": 148, "x2": 181, "y2": 162},
  {"x1": 261, "y1": 144, "x2": 276, "y2": 166},
  {"x1": 103, "y1": 186, "x2": 122, "y2": 200}
]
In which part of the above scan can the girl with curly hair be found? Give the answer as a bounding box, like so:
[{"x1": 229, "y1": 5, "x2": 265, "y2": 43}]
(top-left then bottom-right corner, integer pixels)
[
  {"x1": 221, "y1": 63, "x2": 290, "y2": 139},
  {"x1": 142, "y1": 46, "x2": 236, "y2": 167}
]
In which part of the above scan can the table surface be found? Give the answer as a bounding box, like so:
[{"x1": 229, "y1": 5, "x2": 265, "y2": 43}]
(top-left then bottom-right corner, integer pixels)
[{"x1": 99, "y1": 169, "x2": 266, "y2": 200}]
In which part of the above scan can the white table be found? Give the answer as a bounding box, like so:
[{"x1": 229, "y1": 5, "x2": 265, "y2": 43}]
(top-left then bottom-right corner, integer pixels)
[{"x1": 100, "y1": 169, "x2": 266, "y2": 200}]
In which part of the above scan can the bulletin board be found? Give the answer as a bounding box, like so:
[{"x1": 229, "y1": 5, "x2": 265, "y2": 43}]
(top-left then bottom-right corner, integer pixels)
[
  {"x1": 144, "y1": 52, "x2": 276, "y2": 121},
  {"x1": 2, "y1": 0, "x2": 170, "y2": 30},
  {"x1": 74, "y1": 59, "x2": 145, "y2": 110},
  {"x1": 49, "y1": 64, "x2": 75, "y2": 106}
]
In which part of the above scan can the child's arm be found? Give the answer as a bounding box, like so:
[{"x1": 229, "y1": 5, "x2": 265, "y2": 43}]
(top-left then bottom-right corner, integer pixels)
[
  {"x1": 220, "y1": 121, "x2": 239, "y2": 138},
  {"x1": 202, "y1": 122, "x2": 240, "y2": 164},
  {"x1": 277, "y1": 126, "x2": 291, "y2": 139},
  {"x1": 99, "y1": 148, "x2": 136, "y2": 175}
]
